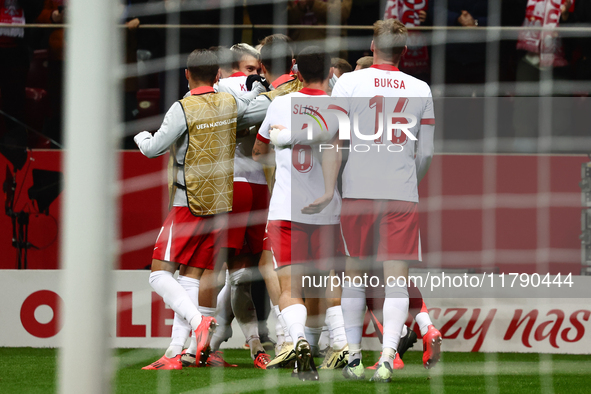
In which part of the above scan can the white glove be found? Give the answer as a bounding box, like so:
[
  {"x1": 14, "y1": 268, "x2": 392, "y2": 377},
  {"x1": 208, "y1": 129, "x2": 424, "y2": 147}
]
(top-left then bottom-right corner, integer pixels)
[{"x1": 134, "y1": 131, "x2": 151, "y2": 148}]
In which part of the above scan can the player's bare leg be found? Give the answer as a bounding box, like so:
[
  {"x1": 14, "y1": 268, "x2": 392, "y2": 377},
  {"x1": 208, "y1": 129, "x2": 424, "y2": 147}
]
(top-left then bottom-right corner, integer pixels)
[{"x1": 341, "y1": 256, "x2": 367, "y2": 380}]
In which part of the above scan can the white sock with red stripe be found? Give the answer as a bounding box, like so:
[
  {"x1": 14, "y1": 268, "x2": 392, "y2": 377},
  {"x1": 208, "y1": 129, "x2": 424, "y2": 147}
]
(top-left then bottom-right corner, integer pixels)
[
  {"x1": 149, "y1": 270, "x2": 201, "y2": 330},
  {"x1": 281, "y1": 304, "x2": 307, "y2": 348},
  {"x1": 382, "y1": 283, "x2": 409, "y2": 352},
  {"x1": 326, "y1": 305, "x2": 348, "y2": 350}
]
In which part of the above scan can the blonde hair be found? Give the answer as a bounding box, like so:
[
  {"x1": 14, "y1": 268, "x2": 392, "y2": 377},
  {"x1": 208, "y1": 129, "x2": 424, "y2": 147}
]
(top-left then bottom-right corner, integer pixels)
[
  {"x1": 373, "y1": 19, "x2": 407, "y2": 60},
  {"x1": 356, "y1": 56, "x2": 374, "y2": 69}
]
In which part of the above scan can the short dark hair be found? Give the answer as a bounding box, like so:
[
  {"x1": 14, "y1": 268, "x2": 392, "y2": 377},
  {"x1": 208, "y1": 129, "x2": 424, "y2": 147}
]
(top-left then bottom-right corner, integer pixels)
[
  {"x1": 259, "y1": 34, "x2": 294, "y2": 75},
  {"x1": 186, "y1": 49, "x2": 219, "y2": 85},
  {"x1": 373, "y1": 19, "x2": 407, "y2": 61},
  {"x1": 212, "y1": 46, "x2": 237, "y2": 73},
  {"x1": 297, "y1": 46, "x2": 331, "y2": 83},
  {"x1": 331, "y1": 57, "x2": 353, "y2": 75}
]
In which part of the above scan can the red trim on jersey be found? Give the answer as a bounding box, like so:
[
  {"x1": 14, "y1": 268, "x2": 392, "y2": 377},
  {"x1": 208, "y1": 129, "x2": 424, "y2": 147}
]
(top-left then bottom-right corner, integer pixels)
[
  {"x1": 272, "y1": 74, "x2": 296, "y2": 88},
  {"x1": 230, "y1": 71, "x2": 247, "y2": 78},
  {"x1": 370, "y1": 64, "x2": 400, "y2": 72},
  {"x1": 328, "y1": 104, "x2": 348, "y2": 115},
  {"x1": 190, "y1": 86, "x2": 215, "y2": 95},
  {"x1": 299, "y1": 87, "x2": 327, "y2": 96},
  {"x1": 256, "y1": 133, "x2": 270, "y2": 144},
  {"x1": 420, "y1": 118, "x2": 435, "y2": 125}
]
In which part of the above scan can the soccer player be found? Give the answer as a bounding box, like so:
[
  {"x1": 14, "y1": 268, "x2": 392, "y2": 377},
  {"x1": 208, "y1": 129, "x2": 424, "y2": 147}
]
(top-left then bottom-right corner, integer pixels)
[
  {"x1": 238, "y1": 33, "x2": 306, "y2": 364},
  {"x1": 199, "y1": 45, "x2": 272, "y2": 369},
  {"x1": 230, "y1": 43, "x2": 261, "y2": 76},
  {"x1": 135, "y1": 49, "x2": 266, "y2": 370},
  {"x1": 252, "y1": 46, "x2": 343, "y2": 381},
  {"x1": 331, "y1": 19, "x2": 438, "y2": 382},
  {"x1": 355, "y1": 55, "x2": 374, "y2": 70}
]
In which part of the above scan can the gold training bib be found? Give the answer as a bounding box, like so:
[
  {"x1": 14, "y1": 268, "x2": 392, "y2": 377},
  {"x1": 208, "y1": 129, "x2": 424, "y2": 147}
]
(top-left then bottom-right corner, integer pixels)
[
  {"x1": 261, "y1": 78, "x2": 303, "y2": 101},
  {"x1": 171, "y1": 92, "x2": 238, "y2": 216}
]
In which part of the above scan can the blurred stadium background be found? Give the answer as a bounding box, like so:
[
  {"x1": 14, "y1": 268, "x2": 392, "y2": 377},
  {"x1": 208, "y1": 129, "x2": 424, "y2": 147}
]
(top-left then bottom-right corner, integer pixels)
[{"x1": 0, "y1": 0, "x2": 590, "y2": 393}]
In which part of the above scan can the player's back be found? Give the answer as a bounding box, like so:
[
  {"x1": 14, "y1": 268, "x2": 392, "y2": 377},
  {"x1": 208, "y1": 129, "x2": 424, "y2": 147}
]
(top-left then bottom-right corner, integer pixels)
[
  {"x1": 331, "y1": 65, "x2": 435, "y2": 202},
  {"x1": 259, "y1": 90, "x2": 341, "y2": 225},
  {"x1": 175, "y1": 91, "x2": 238, "y2": 216}
]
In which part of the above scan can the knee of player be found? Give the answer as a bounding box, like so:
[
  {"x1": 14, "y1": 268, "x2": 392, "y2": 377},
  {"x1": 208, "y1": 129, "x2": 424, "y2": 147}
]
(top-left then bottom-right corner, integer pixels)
[{"x1": 149, "y1": 270, "x2": 173, "y2": 286}]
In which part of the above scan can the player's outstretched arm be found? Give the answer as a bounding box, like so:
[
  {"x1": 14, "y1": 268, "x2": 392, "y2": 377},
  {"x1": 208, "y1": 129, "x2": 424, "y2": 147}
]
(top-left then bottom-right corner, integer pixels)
[
  {"x1": 239, "y1": 94, "x2": 272, "y2": 130},
  {"x1": 232, "y1": 82, "x2": 268, "y2": 130},
  {"x1": 415, "y1": 124, "x2": 434, "y2": 184},
  {"x1": 134, "y1": 102, "x2": 187, "y2": 158},
  {"x1": 269, "y1": 110, "x2": 341, "y2": 147},
  {"x1": 302, "y1": 135, "x2": 342, "y2": 215},
  {"x1": 252, "y1": 138, "x2": 275, "y2": 166}
]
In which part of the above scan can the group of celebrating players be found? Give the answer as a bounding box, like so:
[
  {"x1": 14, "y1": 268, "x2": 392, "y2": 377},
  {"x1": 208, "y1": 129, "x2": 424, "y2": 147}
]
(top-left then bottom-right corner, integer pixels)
[{"x1": 134, "y1": 18, "x2": 442, "y2": 383}]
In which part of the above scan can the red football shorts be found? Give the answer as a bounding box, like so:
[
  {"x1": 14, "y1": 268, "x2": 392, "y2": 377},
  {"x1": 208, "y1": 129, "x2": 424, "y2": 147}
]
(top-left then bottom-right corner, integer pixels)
[
  {"x1": 152, "y1": 206, "x2": 227, "y2": 269},
  {"x1": 266, "y1": 220, "x2": 343, "y2": 270},
  {"x1": 224, "y1": 182, "x2": 269, "y2": 256},
  {"x1": 340, "y1": 198, "x2": 420, "y2": 262}
]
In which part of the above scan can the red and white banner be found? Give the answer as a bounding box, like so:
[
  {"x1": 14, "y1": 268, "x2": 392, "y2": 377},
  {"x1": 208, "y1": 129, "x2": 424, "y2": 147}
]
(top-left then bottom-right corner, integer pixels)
[{"x1": 1, "y1": 270, "x2": 590, "y2": 354}]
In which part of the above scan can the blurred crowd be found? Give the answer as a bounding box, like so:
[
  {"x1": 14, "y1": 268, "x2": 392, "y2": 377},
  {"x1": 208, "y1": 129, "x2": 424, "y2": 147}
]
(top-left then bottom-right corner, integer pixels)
[{"x1": 0, "y1": 0, "x2": 590, "y2": 149}]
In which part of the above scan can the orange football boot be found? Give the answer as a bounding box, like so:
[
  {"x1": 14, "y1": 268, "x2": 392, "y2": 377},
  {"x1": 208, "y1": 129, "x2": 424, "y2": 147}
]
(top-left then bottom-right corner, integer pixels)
[
  {"x1": 194, "y1": 316, "x2": 218, "y2": 367},
  {"x1": 422, "y1": 325, "x2": 442, "y2": 369},
  {"x1": 207, "y1": 351, "x2": 238, "y2": 367},
  {"x1": 367, "y1": 352, "x2": 404, "y2": 370},
  {"x1": 142, "y1": 354, "x2": 182, "y2": 370},
  {"x1": 254, "y1": 352, "x2": 271, "y2": 369}
]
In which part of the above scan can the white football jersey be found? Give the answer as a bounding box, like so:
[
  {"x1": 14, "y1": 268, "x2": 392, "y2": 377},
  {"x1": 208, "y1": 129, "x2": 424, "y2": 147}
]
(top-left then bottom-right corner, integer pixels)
[
  {"x1": 218, "y1": 72, "x2": 267, "y2": 185},
  {"x1": 258, "y1": 88, "x2": 341, "y2": 225},
  {"x1": 331, "y1": 64, "x2": 435, "y2": 202}
]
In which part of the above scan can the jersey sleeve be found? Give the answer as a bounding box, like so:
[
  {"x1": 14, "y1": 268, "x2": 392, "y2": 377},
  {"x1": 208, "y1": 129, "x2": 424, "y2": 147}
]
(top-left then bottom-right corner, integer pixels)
[
  {"x1": 257, "y1": 100, "x2": 275, "y2": 144},
  {"x1": 240, "y1": 94, "x2": 272, "y2": 129},
  {"x1": 134, "y1": 101, "x2": 187, "y2": 158},
  {"x1": 420, "y1": 86, "x2": 435, "y2": 125},
  {"x1": 233, "y1": 84, "x2": 267, "y2": 129}
]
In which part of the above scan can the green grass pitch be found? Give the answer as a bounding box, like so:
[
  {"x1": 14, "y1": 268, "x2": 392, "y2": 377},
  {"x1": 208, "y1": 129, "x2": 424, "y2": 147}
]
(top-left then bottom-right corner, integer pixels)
[{"x1": 1, "y1": 348, "x2": 591, "y2": 393}]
